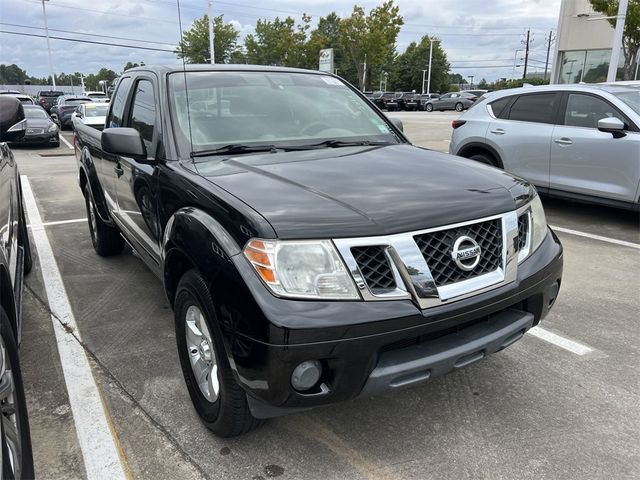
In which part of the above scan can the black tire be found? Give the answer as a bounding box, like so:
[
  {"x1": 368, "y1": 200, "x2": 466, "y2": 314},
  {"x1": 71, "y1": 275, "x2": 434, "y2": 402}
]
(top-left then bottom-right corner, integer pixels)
[
  {"x1": 174, "y1": 270, "x2": 263, "y2": 438},
  {"x1": 455, "y1": 102, "x2": 464, "y2": 112},
  {"x1": 470, "y1": 153, "x2": 499, "y2": 168},
  {"x1": 425, "y1": 104, "x2": 433, "y2": 112},
  {"x1": 83, "y1": 184, "x2": 124, "y2": 256},
  {"x1": 0, "y1": 309, "x2": 34, "y2": 480},
  {"x1": 50, "y1": 142, "x2": 60, "y2": 148}
]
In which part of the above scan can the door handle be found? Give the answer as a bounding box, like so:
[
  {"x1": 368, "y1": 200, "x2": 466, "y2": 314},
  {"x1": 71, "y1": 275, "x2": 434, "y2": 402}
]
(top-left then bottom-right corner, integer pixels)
[
  {"x1": 490, "y1": 128, "x2": 505, "y2": 135},
  {"x1": 114, "y1": 165, "x2": 124, "y2": 177},
  {"x1": 554, "y1": 137, "x2": 573, "y2": 145}
]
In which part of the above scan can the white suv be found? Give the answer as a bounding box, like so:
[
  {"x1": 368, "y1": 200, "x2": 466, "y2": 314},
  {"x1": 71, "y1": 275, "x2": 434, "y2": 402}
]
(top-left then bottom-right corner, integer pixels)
[{"x1": 449, "y1": 84, "x2": 640, "y2": 210}]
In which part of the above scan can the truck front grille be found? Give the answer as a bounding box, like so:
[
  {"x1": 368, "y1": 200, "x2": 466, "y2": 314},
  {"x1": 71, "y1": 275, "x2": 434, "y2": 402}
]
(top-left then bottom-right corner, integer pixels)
[
  {"x1": 351, "y1": 246, "x2": 396, "y2": 292},
  {"x1": 413, "y1": 219, "x2": 503, "y2": 287},
  {"x1": 517, "y1": 213, "x2": 529, "y2": 251}
]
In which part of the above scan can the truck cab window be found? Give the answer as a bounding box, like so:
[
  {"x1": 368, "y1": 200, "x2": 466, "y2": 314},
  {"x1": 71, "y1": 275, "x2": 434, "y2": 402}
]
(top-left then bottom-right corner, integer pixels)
[
  {"x1": 107, "y1": 76, "x2": 131, "y2": 128},
  {"x1": 128, "y1": 79, "x2": 157, "y2": 156}
]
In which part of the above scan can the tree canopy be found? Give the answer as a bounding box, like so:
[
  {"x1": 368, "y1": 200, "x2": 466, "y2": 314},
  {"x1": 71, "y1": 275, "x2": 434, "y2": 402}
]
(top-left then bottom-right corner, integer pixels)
[{"x1": 176, "y1": 14, "x2": 240, "y2": 64}]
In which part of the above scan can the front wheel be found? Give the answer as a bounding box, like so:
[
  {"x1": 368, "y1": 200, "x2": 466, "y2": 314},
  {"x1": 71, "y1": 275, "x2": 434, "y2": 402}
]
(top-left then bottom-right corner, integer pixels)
[
  {"x1": 83, "y1": 184, "x2": 124, "y2": 256},
  {"x1": 0, "y1": 309, "x2": 34, "y2": 480},
  {"x1": 425, "y1": 104, "x2": 433, "y2": 112},
  {"x1": 174, "y1": 270, "x2": 263, "y2": 437},
  {"x1": 455, "y1": 102, "x2": 464, "y2": 112}
]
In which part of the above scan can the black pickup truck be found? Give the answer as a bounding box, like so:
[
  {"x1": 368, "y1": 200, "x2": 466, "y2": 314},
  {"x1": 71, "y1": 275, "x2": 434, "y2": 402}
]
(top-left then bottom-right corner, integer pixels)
[{"x1": 74, "y1": 65, "x2": 563, "y2": 438}]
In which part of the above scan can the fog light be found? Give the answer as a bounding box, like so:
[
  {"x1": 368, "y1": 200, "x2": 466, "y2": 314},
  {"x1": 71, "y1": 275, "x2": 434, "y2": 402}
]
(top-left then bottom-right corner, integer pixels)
[
  {"x1": 291, "y1": 360, "x2": 322, "y2": 392},
  {"x1": 548, "y1": 281, "x2": 560, "y2": 308}
]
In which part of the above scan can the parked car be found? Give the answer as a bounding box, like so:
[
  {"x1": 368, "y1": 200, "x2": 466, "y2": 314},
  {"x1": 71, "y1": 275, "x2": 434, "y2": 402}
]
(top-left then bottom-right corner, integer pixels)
[
  {"x1": 6, "y1": 95, "x2": 35, "y2": 106},
  {"x1": 403, "y1": 93, "x2": 420, "y2": 111},
  {"x1": 83, "y1": 91, "x2": 110, "y2": 103},
  {"x1": 386, "y1": 92, "x2": 408, "y2": 111},
  {"x1": 461, "y1": 89, "x2": 489, "y2": 98},
  {"x1": 425, "y1": 92, "x2": 476, "y2": 112},
  {"x1": 10, "y1": 105, "x2": 60, "y2": 147},
  {"x1": 0, "y1": 95, "x2": 35, "y2": 479},
  {"x1": 0, "y1": 90, "x2": 21, "y2": 95},
  {"x1": 36, "y1": 90, "x2": 64, "y2": 113},
  {"x1": 71, "y1": 102, "x2": 109, "y2": 131},
  {"x1": 450, "y1": 84, "x2": 640, "y2": 210},
  {"x1": 373, "y1": 91, "x2": 395, "y2": 110},
  {"x1": 74, "y1": 65, "x2": 562, "y2": 438},
  {"x1": 50, "y1": 95, "x2": 93, "y2": 130},
  {"x1": 418, "y1": 93, "x2": 439, "y2": 111}
]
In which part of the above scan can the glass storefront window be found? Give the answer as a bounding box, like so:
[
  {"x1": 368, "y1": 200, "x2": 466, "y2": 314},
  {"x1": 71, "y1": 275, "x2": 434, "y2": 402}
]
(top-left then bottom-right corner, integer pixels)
[
  {"x1": 558, "y1": 49, "x2": 626, "y2": 84},
  {"x1": 558, "y1": 51, "x2": 586, "y2": 84}
]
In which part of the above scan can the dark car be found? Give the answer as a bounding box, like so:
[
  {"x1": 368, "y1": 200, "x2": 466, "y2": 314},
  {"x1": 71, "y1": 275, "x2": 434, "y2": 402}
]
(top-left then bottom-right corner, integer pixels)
[
  {"x1": 73, "y1": 65, "x2": 562, "y2": 438},
  {"x1": 0, "y1": 96, "x2": 35, "y2": 478},
  {"x1": 386, "y1": 92, "x2": 406, "y2": 111},
  {"x1": 50, "y1": 95, "x2": 92, "y2": 129},
  {"x1": 424, "y1": 92, "x2": 476, "y2": 112},
  {"x1": 36, "y1": 90, "x2": 64, "y2": 113},
  {"x1": 403, "y1": 93, "x2": 420, "y2": 111},
  {"x1": 373, "y1": 91, "x2": 394, "y2": 110},
  {"x1": 12, "y1": 106, "x2": 59, "y2": 147}
]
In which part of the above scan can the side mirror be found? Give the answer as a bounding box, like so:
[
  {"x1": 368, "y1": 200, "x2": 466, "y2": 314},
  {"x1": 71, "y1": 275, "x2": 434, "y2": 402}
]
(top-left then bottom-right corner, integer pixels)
[
  {"x1": 390, "y1": 117, "x2": 403, "y2": 132},
  {"x1": 597, "y1": 117, "x2": 626, "y2": 138},
  {"x1": 102, "y1": 128, "x2": 148, "y2": 160},
  {"x1": 0, "y1": 96, "x2": 26, "y2": 142}
]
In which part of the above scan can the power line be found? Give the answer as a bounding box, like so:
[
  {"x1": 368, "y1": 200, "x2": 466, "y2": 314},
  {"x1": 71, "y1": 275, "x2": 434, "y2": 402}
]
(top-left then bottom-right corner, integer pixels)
[
  {"x1": 0, "y1": 30, "x2": 176, "y2": 52},
  {"x1": 0, "y1": 22, "x2": 176, "y2": 46}
]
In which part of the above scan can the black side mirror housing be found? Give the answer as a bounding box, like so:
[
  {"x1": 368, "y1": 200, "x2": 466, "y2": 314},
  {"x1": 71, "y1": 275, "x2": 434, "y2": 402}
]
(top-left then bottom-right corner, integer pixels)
[
  {"x1": 391, "y1": 117, "x2": 403, "y2": 132},
  {"x1": 102, "y1": 127, "x2": 148, "y2": 160},
  {"x1": 0, "y1": 96, "x2": 26, "y2": 142},
  {"x1": 597, "y1": 117, "x2": 626, "y2": 138}
]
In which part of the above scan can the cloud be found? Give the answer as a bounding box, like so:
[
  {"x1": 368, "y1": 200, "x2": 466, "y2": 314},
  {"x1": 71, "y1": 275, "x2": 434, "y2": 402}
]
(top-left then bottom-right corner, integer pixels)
[{"x1": 0, "y1": 0, "x2": 561, "y2": 82}]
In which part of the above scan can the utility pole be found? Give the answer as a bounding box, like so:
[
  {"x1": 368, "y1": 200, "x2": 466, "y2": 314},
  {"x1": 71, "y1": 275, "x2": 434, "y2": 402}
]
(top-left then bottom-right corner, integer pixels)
[
  {"x1": 544, "y1": 30, "x2": 555, "y2": 81},
  {"x1": 41, "y1": 0, "x2": 56, "y2": 88},
  {"x1": 522, "y1": 29, "x2": 531, "y2": 80},
  {"x1": 426, "y1": 37, "x2": 434, "y2": 94},
  {"x1": 421, "y1": 69, "x2": 427, "y2": 94},
  {"x1": 208, "y1": 0, "x2": 215, "y2": 64},
  {"x1": 607, "y1": 0, "x2": 628, "y2": 82},
  {"x1": 467, "y1": 76, "x2": 474, "y2": 88}
]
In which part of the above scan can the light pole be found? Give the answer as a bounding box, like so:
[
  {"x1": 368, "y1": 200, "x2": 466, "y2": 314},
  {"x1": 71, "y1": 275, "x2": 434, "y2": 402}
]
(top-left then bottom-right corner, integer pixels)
[
  {"x1": 421, "y1": 69, "x2": 427, "y2": 94},
  {"x1": 208, "y1": 0, "x2": 215, "y2": 64},
  {"x1": 467, "y1": 75, "x2": 474, "y2": 88},
  {"x1": 512, "y1": 49, "x2": 522, "y2": 79},
  {"x1": 606, "y1": 0, "x2": 627, "y2": 81},
  {"x1": 426, "y1": 37, "x2": 434, "y2": 95},
  {"x1": 41, "y1": 0, "x2": 56, "y2": 88}
]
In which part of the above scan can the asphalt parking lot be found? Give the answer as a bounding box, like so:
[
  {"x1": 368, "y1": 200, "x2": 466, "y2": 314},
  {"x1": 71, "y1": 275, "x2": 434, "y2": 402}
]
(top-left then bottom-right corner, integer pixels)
[{"x1": 13, "y1": 114, "x2": 640, "y2": 480}]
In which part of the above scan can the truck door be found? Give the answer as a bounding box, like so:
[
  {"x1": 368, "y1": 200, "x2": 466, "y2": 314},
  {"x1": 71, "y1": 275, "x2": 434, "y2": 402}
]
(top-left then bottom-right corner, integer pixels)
[{"x1": 113, "y1": 76, "x2": 162, "y2": 265}]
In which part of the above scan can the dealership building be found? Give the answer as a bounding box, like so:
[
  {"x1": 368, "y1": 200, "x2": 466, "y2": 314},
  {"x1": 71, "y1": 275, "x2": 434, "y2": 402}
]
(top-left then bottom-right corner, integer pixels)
[{"x1": 551, "y1": 0, "x2": 636, "y2": 83}]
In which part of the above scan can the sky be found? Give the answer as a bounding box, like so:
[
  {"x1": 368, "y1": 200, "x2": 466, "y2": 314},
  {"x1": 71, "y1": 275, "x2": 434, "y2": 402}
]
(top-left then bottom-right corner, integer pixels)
[{"x1": 0, "y1": 0, "x2": 562, "y2": 84}]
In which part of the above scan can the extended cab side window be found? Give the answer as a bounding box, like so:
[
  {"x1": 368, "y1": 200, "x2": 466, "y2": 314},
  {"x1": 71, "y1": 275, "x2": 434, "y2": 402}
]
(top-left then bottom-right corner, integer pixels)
[
  {"x1": 507, "y1": 93, "x2": 558, "y2": 124},
  {"x1": 107, "y1": 77, "x2": 131, "y2": 128},
  {"x1": 564, "y1": 93, "x2": 624, "y2": 129},
  {"x1": 128, "y1": 79, "x2": 157, "y2": 157}
]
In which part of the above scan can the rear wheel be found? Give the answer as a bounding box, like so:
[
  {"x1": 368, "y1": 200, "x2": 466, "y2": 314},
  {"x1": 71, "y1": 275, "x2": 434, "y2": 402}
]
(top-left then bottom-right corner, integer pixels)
[
  {"x1": 425, "y1": 104, "x2": 433, "y2": 112},
  {"x1": 470, "y1": 153, "x2": 499, "y2": 168},
  {"x1": 83, "y1": 184, "x2": 124, "y2": 256},
  {"x1": 455, "y1": 102, "x2": 464, "y2": 112},
  {"x1": 0, "y1": 309, "x2": 34, "y2": 480},
  {"x1": 174, "y1": 270, "x2": 263, "y2": 438}
]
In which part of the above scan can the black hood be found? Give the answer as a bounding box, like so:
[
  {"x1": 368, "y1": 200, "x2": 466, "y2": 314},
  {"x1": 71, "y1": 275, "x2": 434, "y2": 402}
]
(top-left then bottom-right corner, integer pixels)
[{"x1": 194, "y1": 144, "x2": 528, "y2": 239}]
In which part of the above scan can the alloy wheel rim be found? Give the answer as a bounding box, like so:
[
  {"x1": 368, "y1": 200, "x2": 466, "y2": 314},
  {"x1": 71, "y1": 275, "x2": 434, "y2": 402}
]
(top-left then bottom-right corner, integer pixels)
[
  {"x1": 88, "y1": 197, "x2": 98, "y2": 240},
  {"x1": 185, "y1": 305, "x2": 220, "y2": 403},
  {"x1": 0, "y1": 336, "x2": 22, "y2": 479}
]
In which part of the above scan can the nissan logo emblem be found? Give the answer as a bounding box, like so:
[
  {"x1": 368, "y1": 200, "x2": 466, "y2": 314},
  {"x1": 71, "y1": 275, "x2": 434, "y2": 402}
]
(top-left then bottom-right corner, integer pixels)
[{"x1": 451, "y1": 236, "x2": 481, "y2": 271}]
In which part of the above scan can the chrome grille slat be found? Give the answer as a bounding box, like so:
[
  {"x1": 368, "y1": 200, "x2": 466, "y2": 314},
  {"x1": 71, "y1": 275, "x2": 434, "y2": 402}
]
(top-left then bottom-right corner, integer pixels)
[
  {"x1": 351, "y1": 246, "x2": 396, "y2": 291},
  {"x1": 517, "y1": 213, "x2": 529, "y2": 252}
]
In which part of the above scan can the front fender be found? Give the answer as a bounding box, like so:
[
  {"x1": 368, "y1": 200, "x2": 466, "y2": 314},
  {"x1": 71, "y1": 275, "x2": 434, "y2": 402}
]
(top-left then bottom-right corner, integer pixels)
[{"x1": 79, "y1": 147, "x2": 112, "y2": 224}]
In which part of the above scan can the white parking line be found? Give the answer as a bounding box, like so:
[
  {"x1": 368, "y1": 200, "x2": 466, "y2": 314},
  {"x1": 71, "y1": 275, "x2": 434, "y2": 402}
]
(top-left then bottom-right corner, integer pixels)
[
  {"x1": 28, "y1": 217, "x2": 87, "y2": 228},
  {"x1": 551, "y1": 225, "x2": 640, "y2": 250},
  {"x1": 20, "y1": 176, "x2": 128, "y2": 480},
  {"x1": 59, "y1": 134, "x2": 74, "y2": 150},
  {"x1": 527, "y1": 326, "x2": 594, "y2": 356}
]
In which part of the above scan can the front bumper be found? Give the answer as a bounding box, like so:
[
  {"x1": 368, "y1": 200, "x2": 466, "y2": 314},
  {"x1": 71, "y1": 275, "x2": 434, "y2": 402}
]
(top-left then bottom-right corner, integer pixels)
[
  {"x1": 222, "y1": 230, "x2": 563, "y2": 417},
  {"x1": 13, "y1": 132, "x2": 59, "y2": 145}
]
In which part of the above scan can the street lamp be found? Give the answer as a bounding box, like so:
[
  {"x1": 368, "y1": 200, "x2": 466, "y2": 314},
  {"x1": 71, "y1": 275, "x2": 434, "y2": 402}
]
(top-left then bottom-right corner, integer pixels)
[
  {"x1": 512, "y1": 49, "x2": 523, "y2": 79},
  {"x1": 41, "y1": 0, "x2": 56, "y2": 88},
  {"x1": 208, "y1": 0, "x2": 215, "y2": 64}
]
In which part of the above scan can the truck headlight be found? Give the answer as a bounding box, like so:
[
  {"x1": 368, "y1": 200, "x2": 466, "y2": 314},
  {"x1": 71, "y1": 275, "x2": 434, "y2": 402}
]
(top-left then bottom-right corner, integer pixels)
[
  {"x1": 519, "y1": 194, "x2": 548, "y2": 263},
  {"x1": 243, "y1": 239, "x2": 360, "y2": 300}
]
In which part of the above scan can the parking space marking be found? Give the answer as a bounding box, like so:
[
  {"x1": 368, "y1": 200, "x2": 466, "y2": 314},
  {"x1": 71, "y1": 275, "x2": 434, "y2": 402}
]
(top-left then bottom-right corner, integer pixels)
[
  {"x1": 59, "y1": 134, "x2": 74, "y2": 150},
  {"x1": 28, "y1": 217, "x2": 87, "y2": 228},
  {"x1": 551, "y1": 225, "x2": 640, "y2": 250},
  {"x1": 20, "y1": 176, "x2": 129, "y2": 480},
  {"x1": 527, "y1": 326, "x2": 594, "y2": 356}
]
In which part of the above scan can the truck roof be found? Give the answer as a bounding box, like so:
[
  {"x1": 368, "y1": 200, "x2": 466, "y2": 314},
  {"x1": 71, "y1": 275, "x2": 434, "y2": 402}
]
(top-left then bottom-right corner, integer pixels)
[{"x1": 123, "y1": 64, "x2": 330, "y2": 76}]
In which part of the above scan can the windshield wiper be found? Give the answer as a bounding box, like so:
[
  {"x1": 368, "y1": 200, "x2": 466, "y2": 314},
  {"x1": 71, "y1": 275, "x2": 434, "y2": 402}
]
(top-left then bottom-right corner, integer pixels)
[
  {"x1": 191, "y1": 144, "x2": 280, "y2": 158},
  {"x1": 284, "y1": 139, "x2": 393, "y2": 151}
]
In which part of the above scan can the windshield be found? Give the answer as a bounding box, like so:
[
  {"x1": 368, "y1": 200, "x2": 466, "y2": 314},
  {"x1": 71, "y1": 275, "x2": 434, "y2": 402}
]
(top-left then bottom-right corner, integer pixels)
[
  {"x1": 612, "y1": 91, "x2": 640, "y2": 115},
  {"x1": 24, "y1": 108, "x2": 48, "y2": 119},
  {"x1": 65, "y1": 98, "x2": 92, "y2": 105},
  {"x1": 168, "y1": 71, "x2": 400, "y2": 156},
  {"x1": 84, "y1": 104, "x2": 109, "y2": 117}
]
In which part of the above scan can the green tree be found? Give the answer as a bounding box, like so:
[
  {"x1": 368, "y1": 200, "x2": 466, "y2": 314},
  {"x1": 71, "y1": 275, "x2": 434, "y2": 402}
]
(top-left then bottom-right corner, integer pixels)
[
  {"x1": 123, "y1": 62, "x2": 141, "y2": 72},
  {"x1": 338, "y1": 1, "x2": 404, "y2": 90},
  {"x1": 244, "y1": 15, "x2": 311, "y2": 66},
  {"x1": 176, "y1": 14, "x2": 240, "y2": 64},
  {"x1": 589, "y1": 0, "x2": 640, "y2": 80},
  {"x1": 0, "y1": 64, "x2": 28, "y2": 84},
  {"x1": 388, "y1": 36, "x2": 449, "y2": 93},
  {"x1": 304, "y1": 12, "x2": 343, "y2": 71}
]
